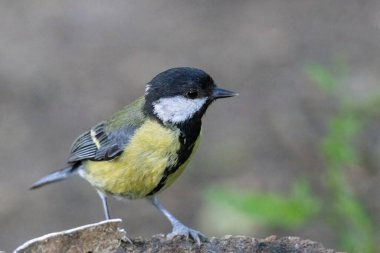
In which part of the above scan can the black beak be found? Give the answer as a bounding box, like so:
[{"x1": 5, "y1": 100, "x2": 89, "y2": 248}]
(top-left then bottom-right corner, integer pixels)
[{"x1": 212, "y1": 87, "x2": 238, "y2": 100}]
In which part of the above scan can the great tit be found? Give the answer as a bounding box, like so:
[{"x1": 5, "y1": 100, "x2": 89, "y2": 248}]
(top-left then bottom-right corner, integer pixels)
[{"x1": 31, "y1": 67, "x2": 237, "y2": 244}]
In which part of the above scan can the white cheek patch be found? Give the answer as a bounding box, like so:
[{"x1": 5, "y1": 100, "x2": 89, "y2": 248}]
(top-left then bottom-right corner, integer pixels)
[{"x1": 153, "y1": 96, "x2": 208, "y2": 123}]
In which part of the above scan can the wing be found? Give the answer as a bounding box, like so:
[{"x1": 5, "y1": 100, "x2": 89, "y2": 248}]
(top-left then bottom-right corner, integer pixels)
[
  {"x1": 67, "y1": 97, "x2": 146, "y2": 163},
  {"x1": 68, "y1": 122, "x2": 121, "y2": 163}
]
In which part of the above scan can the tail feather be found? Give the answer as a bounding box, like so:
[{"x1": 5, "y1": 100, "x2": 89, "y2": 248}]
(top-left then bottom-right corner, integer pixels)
[{"x1": 30, "y1": 166, "x2": 78, "y2": 189}]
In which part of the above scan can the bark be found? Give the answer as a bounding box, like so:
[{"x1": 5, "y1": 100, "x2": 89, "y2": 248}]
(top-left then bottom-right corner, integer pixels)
[{"x1": 14, "y1": 220, "x2": 342, "y2": 253}]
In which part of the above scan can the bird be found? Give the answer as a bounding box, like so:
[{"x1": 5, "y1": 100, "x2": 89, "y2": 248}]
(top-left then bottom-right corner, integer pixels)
[{"x1": 31, "y1": 67, "x2": 237, "y2": 244}]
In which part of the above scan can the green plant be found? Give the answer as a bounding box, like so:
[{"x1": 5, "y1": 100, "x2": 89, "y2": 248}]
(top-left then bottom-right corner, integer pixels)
[
  {"x1": 205, "y1": 61, "x2": 379, "y2": 253},
  {"x1": 307, "y1": 62, "x2": 377, "y2": 253},
  {"x1": 206, "y1": 179, "x2": 320, "y2": 230}
]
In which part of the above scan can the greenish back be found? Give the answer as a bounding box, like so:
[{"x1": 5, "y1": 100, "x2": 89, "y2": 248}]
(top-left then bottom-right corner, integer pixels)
[{"x1": 105, "y1": 97, "x2": 146, "y2": 132}]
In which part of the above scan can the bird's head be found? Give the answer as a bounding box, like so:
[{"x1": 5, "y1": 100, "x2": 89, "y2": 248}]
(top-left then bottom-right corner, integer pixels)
[{"x1": 144, "y1": 67, "x2": 237, "y2": 124}]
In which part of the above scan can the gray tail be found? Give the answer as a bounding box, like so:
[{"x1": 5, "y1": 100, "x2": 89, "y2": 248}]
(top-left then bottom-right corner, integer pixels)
[{"x1": 30, "y1": 166, "x2": 78, "y2": 189}]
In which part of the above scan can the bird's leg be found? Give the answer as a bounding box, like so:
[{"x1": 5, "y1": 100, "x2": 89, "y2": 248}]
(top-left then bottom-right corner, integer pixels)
[
  {"x1": 147, "y1": 196, "x2": 206, "y2": 245},
  {"x1": 97, "y1": 190, "x2": 110, "y2": 220},
  {"x1": 97, "y1": 191, "x2": 133, "y2": 244}
]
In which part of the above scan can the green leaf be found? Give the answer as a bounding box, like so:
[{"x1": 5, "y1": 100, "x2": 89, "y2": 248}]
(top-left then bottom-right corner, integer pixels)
[
  {"x1": 321, "y1": 113, "x2": 362, "y2": 167},
  {"x1": 205, "y1": 180, "x2": 321, "y2": 229},
  {"x1": 305, "y1": 64, "x2": 338, "y2": 95}
]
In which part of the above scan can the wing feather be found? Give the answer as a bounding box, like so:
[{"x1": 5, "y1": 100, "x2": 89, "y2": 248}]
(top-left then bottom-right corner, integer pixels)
[
  {"x1": 67, "y1": 97, "x2": 146, "y2": 163},
  {"x1": 68, "y1": 122, "x2": 114, "y2": 163}
]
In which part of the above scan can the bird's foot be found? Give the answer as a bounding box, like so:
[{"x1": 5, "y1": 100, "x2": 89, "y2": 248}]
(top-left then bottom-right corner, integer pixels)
[
  {"x1": 167, "y1": 222, "x2": 207, "y2": 245},
  {"x1": 121, "y1": 235, "x2": 133, "y2": 244},
  {"x1": 119, "y1": 228, "x2": 133, "y2": 244}
]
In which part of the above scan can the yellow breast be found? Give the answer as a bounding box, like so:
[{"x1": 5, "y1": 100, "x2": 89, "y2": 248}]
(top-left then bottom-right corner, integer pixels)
[{"x1": 82, "y1": 119, "x2": 181, "y2": 199}]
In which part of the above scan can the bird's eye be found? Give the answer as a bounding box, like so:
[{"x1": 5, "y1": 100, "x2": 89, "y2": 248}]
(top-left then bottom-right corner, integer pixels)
[{"x1": 186, "y1": 90, "x2": 198, "y2": 99}]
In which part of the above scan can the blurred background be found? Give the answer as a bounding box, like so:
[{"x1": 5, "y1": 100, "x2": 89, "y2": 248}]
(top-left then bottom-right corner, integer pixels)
[{"x1": 1, "y1": 1, "x2": 380, "y2": 252}]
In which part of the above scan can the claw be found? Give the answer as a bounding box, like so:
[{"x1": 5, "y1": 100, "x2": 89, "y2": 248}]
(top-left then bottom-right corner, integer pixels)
[
  {"x1": 167, "y1": 222, "x2": 207, "y2": 245},
  {"x1": 121, "y1": 235, "x2": 133, "y2": 244},
  {"x1": 147, "y1": 196, "x2": 207, "y2": 245}
]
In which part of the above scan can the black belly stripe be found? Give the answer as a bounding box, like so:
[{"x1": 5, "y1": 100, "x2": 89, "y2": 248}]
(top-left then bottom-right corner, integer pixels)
[
  {"x1": 146, "y1": 119, "x2": 201, "y2": 196},
  {"x1": 146, "y1": 165, "x2": 175, "y2": 196}
]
